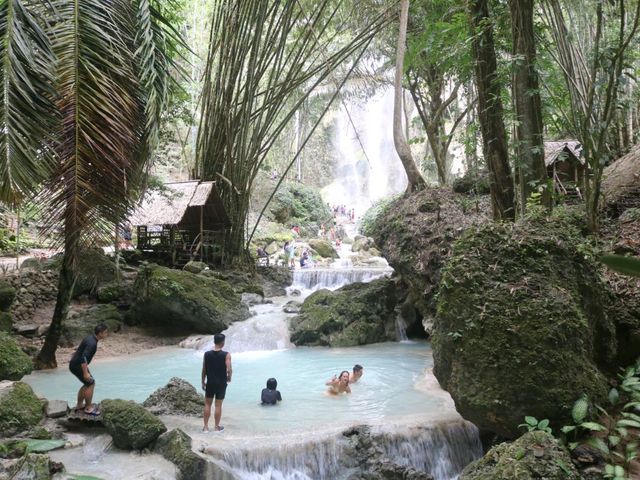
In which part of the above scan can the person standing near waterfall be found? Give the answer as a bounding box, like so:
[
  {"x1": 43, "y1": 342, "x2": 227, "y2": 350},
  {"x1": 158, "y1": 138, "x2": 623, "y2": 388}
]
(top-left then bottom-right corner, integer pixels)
[{"x1": 202, "y1": 333, "x2": 232, "y2": 433}]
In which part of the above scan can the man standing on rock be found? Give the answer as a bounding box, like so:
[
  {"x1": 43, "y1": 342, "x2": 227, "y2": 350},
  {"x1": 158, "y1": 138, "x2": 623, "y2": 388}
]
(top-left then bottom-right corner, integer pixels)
[
  {"x1": 69, "y1": 323, "x2": 109, "y2": 415},
  {"x1": 202, "y1": 333, "x2": 232, "y2": 432}
]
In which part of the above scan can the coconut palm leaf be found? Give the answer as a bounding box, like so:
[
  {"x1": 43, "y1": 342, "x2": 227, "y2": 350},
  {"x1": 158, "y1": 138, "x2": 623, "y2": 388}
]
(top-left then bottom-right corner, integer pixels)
[{"x1": 0, "y1": 0, "x2": 57, "y2": 206}]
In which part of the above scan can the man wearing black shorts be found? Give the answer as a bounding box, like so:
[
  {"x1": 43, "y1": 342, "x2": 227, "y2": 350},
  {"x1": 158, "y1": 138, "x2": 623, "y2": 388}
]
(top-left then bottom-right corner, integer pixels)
[
  {"x1": 69, "y1": 324, "x2": 108, "y2": 415},
  {"x1": 201, "y1": 333, "x2": 232, "y2": 432}
]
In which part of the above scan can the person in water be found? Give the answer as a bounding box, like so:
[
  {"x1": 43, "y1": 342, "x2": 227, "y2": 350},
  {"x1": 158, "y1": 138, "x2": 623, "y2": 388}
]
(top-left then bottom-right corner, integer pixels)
[
  {"x1": 202, "y1": 333, "x2": 232, "y2": 433},
  {"x1": 261, "y1": 377, "x2": 282, "y2": 405},
  {"x1": 349, "y1": 364, "x2": 364, "y2": 383},
  {"x1": 69, "y1": 323, "x2": 109, "y2": 415},
  {"x1": 326, "y1": 370, "x2": 351, "y2": 395}
]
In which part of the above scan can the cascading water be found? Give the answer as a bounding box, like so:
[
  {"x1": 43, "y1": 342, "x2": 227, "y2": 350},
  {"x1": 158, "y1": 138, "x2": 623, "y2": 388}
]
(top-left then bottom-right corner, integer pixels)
[
  {"x1": 395, "y1": 314, "x2": 409, "y2": 342},
  {"x1": 291, "y1": 267, "x2": 391, "y2": 292}
]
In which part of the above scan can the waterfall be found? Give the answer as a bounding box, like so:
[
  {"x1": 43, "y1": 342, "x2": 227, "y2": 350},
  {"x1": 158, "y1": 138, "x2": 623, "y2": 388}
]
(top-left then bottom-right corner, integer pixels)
[
  {"x1": 291, "y1": 267, "x2": 392, "y2": 292},
  {"x1": 202, "y1": 420, "x2": 482, "y2": 480},
  {"x1": 395, "y1": 315, "x2": 408, "y2": 342}
]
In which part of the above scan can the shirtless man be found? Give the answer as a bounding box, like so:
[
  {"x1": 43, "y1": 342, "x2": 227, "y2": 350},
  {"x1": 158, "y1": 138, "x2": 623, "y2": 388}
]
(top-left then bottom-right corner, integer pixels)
[
  {"x1": 326, "y1": 370, "x2": 351, "y2": 395},
  {"x1": 202, "y1": 333, "x2": 232, "y2": 432},
  {"x1": 349, "y1": 364, "x2": 363, "y2": 384}
]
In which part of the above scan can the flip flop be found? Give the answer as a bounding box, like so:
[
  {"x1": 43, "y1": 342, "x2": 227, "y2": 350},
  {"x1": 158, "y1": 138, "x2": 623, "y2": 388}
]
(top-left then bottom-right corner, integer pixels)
[{"x1": 83, "y1": 408, "x2": 101, "y2": 416}]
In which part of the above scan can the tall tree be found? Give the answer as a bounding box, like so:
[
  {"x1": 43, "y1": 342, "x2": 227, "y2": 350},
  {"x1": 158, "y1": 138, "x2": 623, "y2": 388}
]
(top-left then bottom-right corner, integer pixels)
[
  {"x1": 196, "y1": 0, "x2": 390, "y2": 266},
  {"x1": 27, "y1": 0, "x2": 183, "y2": 368},
  {"x1": 393, "y1": 0, "x2": 427, "y2": 193},
  {"x1": 509, "y1": 0, "x2": 548, "y2": 212},
  {"x1": 468, "y1": 0, "x2": 515, "y2": 220}
]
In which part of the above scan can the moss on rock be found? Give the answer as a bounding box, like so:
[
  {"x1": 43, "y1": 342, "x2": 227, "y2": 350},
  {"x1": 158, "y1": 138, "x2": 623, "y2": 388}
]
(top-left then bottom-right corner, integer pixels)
[
  {"x1": 128, "y1": 264, "x2": 249, "y2": 334},
  {"x1": 153, "y1": 428, "x2": 207, "y2": 480},
  {"x1": 60, "y1": 304, "x2": 122, "y2": 348},
  {"x1": 7, "y1": 453, "x2": 51, "y2": 479},
  {"x1": 45, "y1": 249, "x2": 116, "y2": 297},
  {"x1": 101, "y1": 399, "x2": 167, "y2": 449},
  {"x1": 0, "y1": 312, "x2": 12, "y2": 332},
  {"x1": 432, "y1": 218, "x2": 616, "y2": 438},
  {"x1": 268, "y1": 183, "x2": 332, "y2": 237},
  {"x1": 0, "y1": 333, "x2": 33, "y2": 381},
  {"x1": 307, "y1": 240, "x2": 339, "y2": 259},
  {"x1": 290, "y1": 277, "x2": 399, "y2": 347},
  {"x1": 460, "y1": 431, "x2": 580, "y2": 480},
  {"x1": 96, "y1": 281, "x2": 125, "y2": 303},
  {"x1": 0, "y1": 280, "x2": 16, "y2": 311},
  {"x1": 0, "y1": 381, "x2": 44, "y2": 436},
  {"x1": 143, "y1": 377, "x2": 203, "y2": 416}
]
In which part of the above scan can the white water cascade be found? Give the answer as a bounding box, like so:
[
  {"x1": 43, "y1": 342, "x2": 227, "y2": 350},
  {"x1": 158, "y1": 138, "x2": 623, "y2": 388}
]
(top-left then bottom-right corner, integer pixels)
[{"x1": 321, "y1": 86, "x2": 408, "y2": 216}]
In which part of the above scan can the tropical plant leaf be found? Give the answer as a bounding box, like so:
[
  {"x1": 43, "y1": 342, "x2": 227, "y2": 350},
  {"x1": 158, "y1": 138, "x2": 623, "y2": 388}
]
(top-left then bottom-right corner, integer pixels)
[
  {"x1": 572, "y1": 395, "x2": 589, "y2": 424},
  {"x1": 579, "y1": 421, "x2": 607, "y2": 431},
  {"x1": 0, "y1": 0, "x2": 58, "y2": 206},
  {"x1": 24, "y1": 439, "x2": 65, "y2": 453},
  {"x1": 587, "y1": 437, "x2": 610, "y2": 454},
  {"x1": 601, "y1": 255, "x2": 640, "y2": 278}
]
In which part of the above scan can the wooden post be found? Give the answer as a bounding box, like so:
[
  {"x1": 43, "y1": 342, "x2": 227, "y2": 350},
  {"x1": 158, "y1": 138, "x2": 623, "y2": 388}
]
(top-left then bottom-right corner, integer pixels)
[{"x1": 200, "y1": 206, "x2": 204, "y2": 261}]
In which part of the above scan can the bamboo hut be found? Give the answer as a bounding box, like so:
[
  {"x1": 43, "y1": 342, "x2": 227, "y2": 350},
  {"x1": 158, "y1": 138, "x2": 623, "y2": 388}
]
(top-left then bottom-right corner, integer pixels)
[
  {"x1": 544, "y1": 140, "x2": 584, "y2": 198},
  {"x1": 130, "y1": 181, "x2": 230, "y2": 266}
]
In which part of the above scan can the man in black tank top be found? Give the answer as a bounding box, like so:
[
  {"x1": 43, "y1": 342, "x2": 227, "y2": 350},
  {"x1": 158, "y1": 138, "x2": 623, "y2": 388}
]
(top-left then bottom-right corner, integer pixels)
[{"x1": 201, "y1": 333, "x2": 232, "y2": 432}]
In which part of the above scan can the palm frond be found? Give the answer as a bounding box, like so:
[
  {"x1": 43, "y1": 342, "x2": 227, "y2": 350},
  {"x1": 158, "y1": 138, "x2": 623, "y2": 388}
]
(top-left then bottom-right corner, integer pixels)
[{"x1": 0, "y1": 0, "x2": 57, "y2": 206}]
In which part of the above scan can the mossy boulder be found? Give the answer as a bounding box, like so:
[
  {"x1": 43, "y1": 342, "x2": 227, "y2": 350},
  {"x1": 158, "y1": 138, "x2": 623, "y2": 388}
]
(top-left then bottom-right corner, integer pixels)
[
  {"x1": 0, "y1": 333, "x2": 33, "y2": 381},
  {"x1": 0, "y1": 312, "x2": 12, "y2": 332},
  {"x1": 268, "y1": 182, "x2": 332, "y2": 237},
  {"x1": 60, "y1": 304, "x2": 122, "y2": 348},
  {"x1": 0, "y1": 280, "x2": 16, "y2": 311},
  {"x1": 0, "y1": 381, "x2": 44, "y2": 437},
  {"x1": 6, "y1": 453, "x2": 51, "y2": 479},
  {"x1": 432, "y1": 218, "x2": 616, "y2": 438},
  {"x1": 128, "y1": 264, "x2": 249, "y2": 334},
  {"x1": 365, "y1": 188, "x2": 490, "y2": 328},
  {"x1": 290, "y1": 277, "x2": 399, "y2": 347},
  {"x1": 460, "y1": 431, "x2": 580, "y2": 480},
  {"x1": 101, "y1": 399, "x2": 167, "y2": 449},
  {"x1": 0, "y1": 439, "x2": 28, "y2": 458},
  {"x1": 307, "y1": 239, "x2": 339, "y2": 259},
  {"x1": 452, "y1": 169, "x2": 491, "y2": 195},
  {"x1": 96, "y1": 281, "x2": 125, "y2": 303},
  {"x1": 143, "y1": 377, "x2": 203, "y2": 416},
  {"x1": 183, "y1": 261, "x2": 208, "y2": 274},
  {"x1": 153, "y1": 429, "x2": 207, "y2": 480},
  {"x1": 45, "y1": 249, "x2": 116, "y2": 297}
]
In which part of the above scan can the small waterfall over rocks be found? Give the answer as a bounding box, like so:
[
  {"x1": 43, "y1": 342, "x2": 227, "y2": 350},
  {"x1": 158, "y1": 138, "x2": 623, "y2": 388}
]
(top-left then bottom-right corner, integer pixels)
[
  {"x1": 204, "y1": 420, "x2": 481, "y2": 480},
  {"x1": 291, "y1": 267, "x2": 392, "y2": 292}
]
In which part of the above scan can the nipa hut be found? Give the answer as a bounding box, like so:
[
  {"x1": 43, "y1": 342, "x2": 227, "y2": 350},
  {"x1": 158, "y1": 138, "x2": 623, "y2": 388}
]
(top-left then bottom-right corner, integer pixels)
[
  {"x1": 130, "y1": 180, "x2": 230, "y2": 266},
  {"x1": 544, "y1": 140, "x2": 584, "y2": 198}
]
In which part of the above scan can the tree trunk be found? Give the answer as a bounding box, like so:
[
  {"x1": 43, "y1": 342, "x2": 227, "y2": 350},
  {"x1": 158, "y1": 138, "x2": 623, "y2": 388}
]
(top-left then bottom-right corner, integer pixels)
[
  {"x1": 509, "y1": 0, "x2": 548, "y2": 211},
  {"x1": 394, "y1": 0, "x2": 427, "y2": 193},
  {"x1": 34, "y1": 255, "x2": 74, "y2": 369},
  {"x1": 468, "y1": 0, "x2": 515, "y2": 220}
]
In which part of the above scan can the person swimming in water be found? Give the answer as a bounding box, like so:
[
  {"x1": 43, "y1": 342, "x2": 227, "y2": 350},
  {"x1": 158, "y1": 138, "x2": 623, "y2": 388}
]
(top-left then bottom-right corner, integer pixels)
[
  {"x1": 349, "y1": 364, "x2": 363, "y2": 383},
  {"x1": 261, "y1": 377, "x2": 282, "y2": 405},
  {"x1": 326, "y1": 370, "x2": 351, "y2": 395}
]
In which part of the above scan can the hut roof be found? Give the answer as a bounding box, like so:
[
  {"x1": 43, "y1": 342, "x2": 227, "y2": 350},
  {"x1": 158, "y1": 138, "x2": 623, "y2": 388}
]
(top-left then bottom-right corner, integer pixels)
[
  {"x1": 544, "y1": 140, "x2": 583, "y2": 167},
  {"x1": 131, "y1": 181, "x2": 227, "y2": 226}
]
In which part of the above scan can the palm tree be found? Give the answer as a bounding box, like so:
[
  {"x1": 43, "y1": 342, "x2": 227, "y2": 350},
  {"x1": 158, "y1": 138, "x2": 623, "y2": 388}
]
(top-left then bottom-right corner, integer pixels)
[{"x1": 0, "y1": 0, "x2": 183, "y2": 368}]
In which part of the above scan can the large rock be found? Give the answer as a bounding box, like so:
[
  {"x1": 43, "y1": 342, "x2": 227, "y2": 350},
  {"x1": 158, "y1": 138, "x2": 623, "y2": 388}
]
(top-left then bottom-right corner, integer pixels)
[
  {"x1": 0, "y1": 312, "x2": 12, "y2": 332},
  {"x1": 6, "y1": 453, "x2": 51, "y2": 479},
  {"x1": 0, "y1": 280, "x2": 16, "y2": 311},
  {"x1": 290, "y1": 278, "x2": 399, "y2": 347},
  {"x1": 460, "y1": 431, "x2": 580, "y2": 480},
  {"x1": 154, "y1": 429, "x2": 208, "y2": 480},
  {"x1": 351, "y1": 235, "x2": 374, "y2": 253},
  {"x1": 366, "y1": 188, "x2": 489, "y2": 326},
  {"x1": 602, "y1": 144, "x2": 640, "y2": 216},
  {"x1": 0, "y1": 381, "x2": 44, "y2": 437},
  {"x1": 307, "y1": 239, "x2": 339, "y2": 259},
  {"x1": 101, "y1": 399, "x2": 167, "y2": 449},
  {"x1": 60, "y1": 304, "x2": 123, "y2": 348},
  {"x1": 45, "y1": 248, "x2": 116, "y2": 297},
  {"x1": 183, "y1": 261, "x2": 208, "y2": 274},
  {"x1": 0, "y1": 333, "x2": 32, "y2": 380},
  {"x1": 432, "y1": 218, "x2": 616, "y2": 438},
  {"x1": 143, "y1": 377, "x2": 203, "y2": 416},
  {"x1": 268, "y1": 183, "x2": 332, "y2": 237},
  {"x1": 128, "y1": 264, "x2": 250, "y2": 334},
  {"x1": 257, "y1": 266, "x2": 293, "y2": 297}
]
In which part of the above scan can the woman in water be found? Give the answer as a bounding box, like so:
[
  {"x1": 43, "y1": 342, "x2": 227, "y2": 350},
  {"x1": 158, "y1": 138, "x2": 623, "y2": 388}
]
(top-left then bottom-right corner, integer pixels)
[{"x1": 326, "y1": 370, "x2": 351, "y2": 395}]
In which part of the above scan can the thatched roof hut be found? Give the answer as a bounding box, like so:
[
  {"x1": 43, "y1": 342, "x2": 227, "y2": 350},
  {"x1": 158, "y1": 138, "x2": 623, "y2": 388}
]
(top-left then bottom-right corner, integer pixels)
[
  {"x1": 544, "y1": 140, "x2": 583, "y2": 167},
  {"x1": 130, "y1": 181, "x2": 229, "y2": 264}
]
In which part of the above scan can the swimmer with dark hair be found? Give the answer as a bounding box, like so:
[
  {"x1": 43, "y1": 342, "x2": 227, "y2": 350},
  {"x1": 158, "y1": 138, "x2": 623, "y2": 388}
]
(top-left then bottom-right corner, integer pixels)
[
  {"x1": 261, "y1": 377, "x2": 282, "y2": 405},
  {"x1": 326, "y1": 370, "x2": 351, "y2": 395}
]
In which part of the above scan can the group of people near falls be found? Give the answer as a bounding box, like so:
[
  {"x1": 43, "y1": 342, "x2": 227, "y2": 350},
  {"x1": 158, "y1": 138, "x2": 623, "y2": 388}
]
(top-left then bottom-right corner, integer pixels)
[{"x1": 68, "y1": 326, "x2": 364, "y2": 434}]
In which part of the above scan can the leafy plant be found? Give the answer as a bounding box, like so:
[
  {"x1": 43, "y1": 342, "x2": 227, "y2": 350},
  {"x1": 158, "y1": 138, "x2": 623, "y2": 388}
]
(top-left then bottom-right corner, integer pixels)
[
  {"x1": 519, "y1": 416, "x2": 552, "y2": 434},
  {"x1": 601, "y1": 255, "x2": 640, "y2": 278}
]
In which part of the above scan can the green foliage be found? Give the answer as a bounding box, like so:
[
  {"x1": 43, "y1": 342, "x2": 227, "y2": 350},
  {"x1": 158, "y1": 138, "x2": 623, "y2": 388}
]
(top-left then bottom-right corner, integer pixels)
[
  {"x1": 519, "y1": 416, "x2": 552, "y2": 434},
  {"x1": 359, "y1": 194, "x2": 401, "y2": 238},
  {"x1": 269, "y1": 183, "x2": 332, "y2": 236},
  {"x1": 560, "y1": 359, "x2": 640, "y2": 479},
  {"x1": 601, "y1": 255, "x2": 640, "y2": 278}
]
